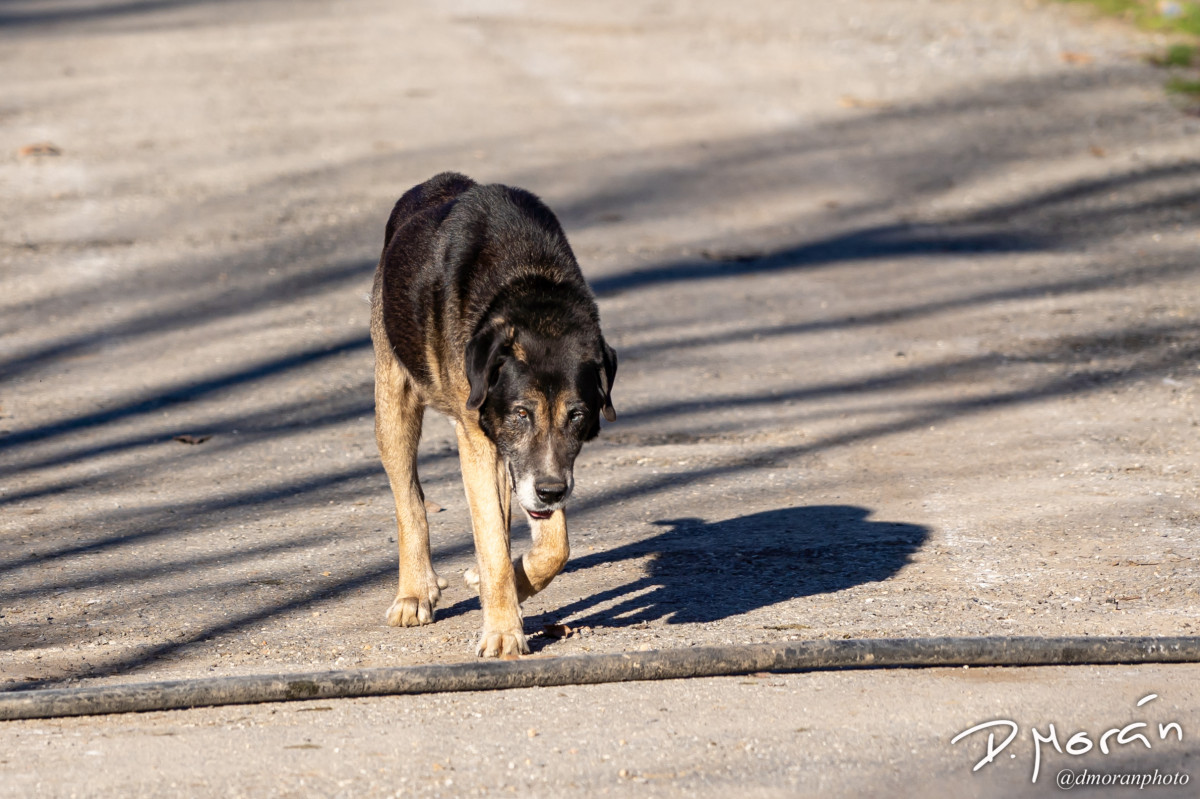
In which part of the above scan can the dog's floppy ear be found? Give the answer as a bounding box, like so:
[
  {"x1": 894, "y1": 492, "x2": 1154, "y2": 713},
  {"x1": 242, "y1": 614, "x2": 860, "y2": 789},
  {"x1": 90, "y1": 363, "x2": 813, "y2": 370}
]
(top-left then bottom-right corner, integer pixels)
[
  {"x1": 598, "y1": 338, "x2": 618, "y2": 423},
  {"x1": 465, "y1": 320, "x2": 509, "y2": 411}
]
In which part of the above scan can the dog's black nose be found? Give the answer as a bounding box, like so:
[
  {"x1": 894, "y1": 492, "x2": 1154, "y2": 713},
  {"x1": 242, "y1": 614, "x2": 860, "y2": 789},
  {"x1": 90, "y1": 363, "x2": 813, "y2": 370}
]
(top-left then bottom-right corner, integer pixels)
[{"x1": 535, "y1": 480, "x2": 567, "y2": 505}]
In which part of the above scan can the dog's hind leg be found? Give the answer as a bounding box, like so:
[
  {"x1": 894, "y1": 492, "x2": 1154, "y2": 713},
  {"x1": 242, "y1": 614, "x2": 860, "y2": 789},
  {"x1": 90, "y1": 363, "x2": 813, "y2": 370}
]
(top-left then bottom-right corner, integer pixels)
[
  {"x1": 375, "y1": 346, "x2": 445, "y2": 627},
  {"x1": 455, "y1": 419, "x2": 529, "y2": 657}
]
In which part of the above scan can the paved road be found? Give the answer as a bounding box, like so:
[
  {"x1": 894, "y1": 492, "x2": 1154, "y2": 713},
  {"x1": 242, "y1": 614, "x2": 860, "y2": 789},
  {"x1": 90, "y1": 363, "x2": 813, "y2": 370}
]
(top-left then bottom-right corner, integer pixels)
[{"x1": 2, "y1": 0, "x2": 1198, "y2": 796}]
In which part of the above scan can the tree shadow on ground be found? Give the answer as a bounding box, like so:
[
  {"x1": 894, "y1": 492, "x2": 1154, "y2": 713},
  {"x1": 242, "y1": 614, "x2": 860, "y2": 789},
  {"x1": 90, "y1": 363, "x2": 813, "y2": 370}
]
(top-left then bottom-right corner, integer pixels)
[
  {"x1": 533, "y1": 506, "x2": 927, "y2": 629},
  {"x1": 0, "y1": 0, "x2": 282, "y2": 32}
]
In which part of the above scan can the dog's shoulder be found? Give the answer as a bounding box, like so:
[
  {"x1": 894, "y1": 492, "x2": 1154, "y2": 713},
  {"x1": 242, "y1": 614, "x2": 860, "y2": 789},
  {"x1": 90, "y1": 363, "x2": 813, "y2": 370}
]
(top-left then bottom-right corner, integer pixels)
[
  {"x1": 455, "y1": 182, "x2": 569, "y2": 244},
  {"x1": 444, "y1": 184, "x2": 589, "y2": 314}
]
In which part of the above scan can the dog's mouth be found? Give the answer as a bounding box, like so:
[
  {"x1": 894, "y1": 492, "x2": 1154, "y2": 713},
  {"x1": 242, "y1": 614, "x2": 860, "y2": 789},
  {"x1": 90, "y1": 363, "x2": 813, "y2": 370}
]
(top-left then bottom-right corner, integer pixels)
[{"x1": 526, "y1": 508, "x2": 554, "y2": 520}]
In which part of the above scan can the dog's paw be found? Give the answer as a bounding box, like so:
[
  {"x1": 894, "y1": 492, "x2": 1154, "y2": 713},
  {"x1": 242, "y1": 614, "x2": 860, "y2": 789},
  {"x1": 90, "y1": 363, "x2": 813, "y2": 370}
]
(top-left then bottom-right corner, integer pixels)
[
  {"x1": 463, "y1": 567, "x2": 480, "y2": 593},
  {"x1": 386, "y1": 595, "x2": 431, "y2": 627},
  {"x1": 385, "y1": 572, "x2": 448, "y2": 627},
  {"x1": 476, "y1": 627, "x2": 529, "y2": 658}
]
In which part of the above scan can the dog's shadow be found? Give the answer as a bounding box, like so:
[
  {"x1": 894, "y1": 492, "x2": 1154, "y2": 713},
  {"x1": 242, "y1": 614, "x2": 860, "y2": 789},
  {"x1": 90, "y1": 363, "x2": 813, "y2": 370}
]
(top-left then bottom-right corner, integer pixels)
[{"x1": 536, "y1": 505, "x2": 929, "y2": 628}]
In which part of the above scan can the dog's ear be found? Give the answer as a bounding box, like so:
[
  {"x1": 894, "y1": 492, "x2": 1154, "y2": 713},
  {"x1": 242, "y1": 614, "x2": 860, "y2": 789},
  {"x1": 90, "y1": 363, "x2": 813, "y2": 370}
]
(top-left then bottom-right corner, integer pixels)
[
  {"x1": 465, "y1": 320, "x2": 509, "y2": 411},
  {"x1": 598, "y1": 338, "x2": 618, "y2": 423}
]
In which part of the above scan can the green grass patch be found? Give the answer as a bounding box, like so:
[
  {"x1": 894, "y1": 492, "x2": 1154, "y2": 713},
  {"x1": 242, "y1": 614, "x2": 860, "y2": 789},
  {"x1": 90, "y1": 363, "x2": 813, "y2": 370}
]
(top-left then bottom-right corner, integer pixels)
[
  {"x1": 1165, "y1": 75, "x2": 1200, "y2": 93},
  {"x1": 1056, "y1": 0, "x2": 1200, "y2": 37},
  {"x1": 1154, "y1": 42, "x2": 1198, "y2": 65},
  {"x1": 1060, "y1": 0, "x2": 1200, "y2": 100}
]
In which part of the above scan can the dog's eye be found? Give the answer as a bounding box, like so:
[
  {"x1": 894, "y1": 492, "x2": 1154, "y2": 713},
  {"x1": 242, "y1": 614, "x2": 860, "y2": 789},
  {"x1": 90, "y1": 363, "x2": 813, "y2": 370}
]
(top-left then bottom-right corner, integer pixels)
[
  {"x1": 568, "y1": 410, "x2": 585, "y2": 424},
  {"x1": 515, "y1": 408, "x2": 530, "y2": 421}
]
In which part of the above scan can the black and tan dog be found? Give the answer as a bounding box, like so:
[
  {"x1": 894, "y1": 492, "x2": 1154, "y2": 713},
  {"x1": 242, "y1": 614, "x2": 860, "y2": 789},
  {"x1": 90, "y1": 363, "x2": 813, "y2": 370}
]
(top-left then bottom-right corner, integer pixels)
[{"x1": 371, "y1": 172, "x2": 617, "y2": 658}]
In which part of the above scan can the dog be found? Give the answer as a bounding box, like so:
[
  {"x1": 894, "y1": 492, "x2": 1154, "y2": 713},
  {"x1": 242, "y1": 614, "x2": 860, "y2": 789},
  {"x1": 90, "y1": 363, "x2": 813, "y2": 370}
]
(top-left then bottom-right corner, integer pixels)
[{"x1": 370, "y1": 172, "x2": 617, "y2": 657}]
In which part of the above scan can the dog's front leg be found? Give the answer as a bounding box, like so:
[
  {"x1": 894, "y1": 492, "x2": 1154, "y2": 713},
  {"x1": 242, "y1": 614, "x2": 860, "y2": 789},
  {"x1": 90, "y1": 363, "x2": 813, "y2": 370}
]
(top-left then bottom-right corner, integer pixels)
[
  {"x1": 514, "y1": 511, "x2": 569, "y2": 602},
  {"x1": 455, "y1": 420, "x2": 528, "y2": 657}
]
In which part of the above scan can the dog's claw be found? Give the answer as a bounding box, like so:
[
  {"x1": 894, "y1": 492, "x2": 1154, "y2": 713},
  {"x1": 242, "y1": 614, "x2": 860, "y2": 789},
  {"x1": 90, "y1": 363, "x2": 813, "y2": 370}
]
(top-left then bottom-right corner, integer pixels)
[{"x1": 476, "y1": 629, "x2": 529, "y2": 658}]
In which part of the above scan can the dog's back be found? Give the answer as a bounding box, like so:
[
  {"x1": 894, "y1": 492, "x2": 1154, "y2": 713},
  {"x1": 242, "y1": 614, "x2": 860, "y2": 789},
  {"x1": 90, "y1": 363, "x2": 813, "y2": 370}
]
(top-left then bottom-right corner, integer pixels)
[{"x1": 374, "y1": 172, "x2": 595, "y2": 405}]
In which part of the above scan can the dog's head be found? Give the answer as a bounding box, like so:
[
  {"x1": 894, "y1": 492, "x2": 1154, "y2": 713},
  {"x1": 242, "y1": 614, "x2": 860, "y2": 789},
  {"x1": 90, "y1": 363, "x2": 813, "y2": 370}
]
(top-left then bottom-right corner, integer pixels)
[{"x1": 465, "y1": 315, "x2": 617, "y2": 520}]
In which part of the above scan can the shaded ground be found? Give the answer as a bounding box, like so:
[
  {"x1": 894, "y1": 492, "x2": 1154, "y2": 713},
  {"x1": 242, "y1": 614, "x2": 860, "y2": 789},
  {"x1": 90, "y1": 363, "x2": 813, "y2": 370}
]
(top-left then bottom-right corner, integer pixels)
[{"x1": 1, "y1": 0, "x2": 1198, "y2": 795}]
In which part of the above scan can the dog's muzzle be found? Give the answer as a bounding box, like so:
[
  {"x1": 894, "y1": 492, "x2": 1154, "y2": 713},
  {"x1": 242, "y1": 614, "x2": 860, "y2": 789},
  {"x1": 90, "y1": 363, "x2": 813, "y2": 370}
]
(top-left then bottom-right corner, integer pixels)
[{"x1": 518, "y1": 475, "x2": 572, "y2": 519}]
